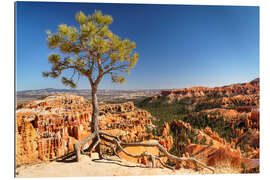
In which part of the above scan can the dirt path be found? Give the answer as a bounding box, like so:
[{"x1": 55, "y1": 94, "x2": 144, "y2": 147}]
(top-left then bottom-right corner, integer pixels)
[{"x1": 16, "y1": 153, "x2": 239, "y2": 177}]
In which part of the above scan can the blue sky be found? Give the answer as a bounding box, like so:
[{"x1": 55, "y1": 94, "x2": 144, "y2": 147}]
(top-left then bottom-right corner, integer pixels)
[{"x1": 16, "y1": 2, "x2": 259, "y2": 91}]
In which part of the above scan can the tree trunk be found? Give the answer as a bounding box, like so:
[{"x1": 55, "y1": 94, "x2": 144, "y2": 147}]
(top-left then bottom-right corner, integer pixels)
[
  {"x1": 90, "y1": 86, "x2": 102, "y2": 158},
  {"x1": 91, "y1": 87, "x2": 99, "y2": 133}
]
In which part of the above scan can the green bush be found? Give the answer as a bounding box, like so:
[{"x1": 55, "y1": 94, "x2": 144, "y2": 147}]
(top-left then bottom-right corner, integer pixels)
[
  {"x1": 241, "y1": 162, "x2": 248, "y2": 173},
  {"x1": 200, "y1": 136, "x2": 207, "y2": 145}
]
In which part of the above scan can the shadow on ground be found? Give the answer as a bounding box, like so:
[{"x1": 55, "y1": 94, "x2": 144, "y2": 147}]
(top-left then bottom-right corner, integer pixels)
[{"x1": 92, "y1": 158, "x2": 151, "y2": 169}]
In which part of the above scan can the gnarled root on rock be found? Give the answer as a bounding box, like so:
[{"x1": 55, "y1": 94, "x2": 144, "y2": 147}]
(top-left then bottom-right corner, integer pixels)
[{"x1": 74, "y1": 131, "x2": 215, "y2": 173}]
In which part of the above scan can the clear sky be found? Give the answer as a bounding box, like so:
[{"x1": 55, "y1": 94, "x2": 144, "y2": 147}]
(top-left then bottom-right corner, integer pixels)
[{"x1": 16, "y1": 2, "x2": 259, "y2": 91}]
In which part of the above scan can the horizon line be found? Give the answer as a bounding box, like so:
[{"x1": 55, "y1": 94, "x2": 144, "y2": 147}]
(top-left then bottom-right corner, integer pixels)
[{"x1": 16, "y1": 77, "x2": 259, "y2": 92}]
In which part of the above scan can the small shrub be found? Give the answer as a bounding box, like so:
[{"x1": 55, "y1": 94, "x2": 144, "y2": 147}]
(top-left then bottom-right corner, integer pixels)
[
  {"x1": 200, "y1": 136, "x2": 207, "y2": 145},
  {"x1": 241, "y1": 162, "x2": 248, "y2": 173},
  {"x1": 209, "y1": 139, "x2": 214, "y2": 146}
]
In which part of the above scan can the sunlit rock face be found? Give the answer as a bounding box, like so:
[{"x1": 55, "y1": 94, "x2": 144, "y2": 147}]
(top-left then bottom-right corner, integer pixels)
[
  {"x1": 170, "y1": 119, "x2": 259, "y2": 170},
  {"x1": 118, "y1": 123, "x2": 174, "y2": 167},
  {"x1": 185, "y1": 143, "x2": 242, "y2": 169},
  {"x1": 16, "y1": 94, "x2": 92, "y2": 166},
  {"x1": 16, "y1": 94, "x2": 154, "y2": 166},
  {"x1": 156, "y1": 78, "x2": 259, "y2": 104}
]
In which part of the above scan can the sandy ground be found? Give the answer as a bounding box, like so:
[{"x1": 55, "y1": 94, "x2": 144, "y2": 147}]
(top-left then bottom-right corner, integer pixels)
[{"x1": 16, "y1": 153, "x2": 240, "y2": 178}]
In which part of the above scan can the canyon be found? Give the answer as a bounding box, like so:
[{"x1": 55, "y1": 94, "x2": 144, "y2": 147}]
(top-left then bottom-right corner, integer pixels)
[
  {"x1": 136, "y1": 78, "x2": 259, "y2": 172},
  {"x1": 16, "y1": 94, "x2": 172, "y2": 167},
  {"x1": 17, "y1": 95, "x2": 144, "y2": 165},
  {"x1": 16, "y1": 78, "x2": 260, "y2": 175}
]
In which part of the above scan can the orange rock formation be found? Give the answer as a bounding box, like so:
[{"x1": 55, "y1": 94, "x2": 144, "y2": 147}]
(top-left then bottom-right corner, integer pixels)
[
  {"x1": 158, "y1": 78, "x2": 259, "y2": 103},
  {"x1": 185, "y1": 143, "x2": 242, "y2": 169},
  {"x1": 16, "y1": 94, "x2": 154, "y2": 166}
]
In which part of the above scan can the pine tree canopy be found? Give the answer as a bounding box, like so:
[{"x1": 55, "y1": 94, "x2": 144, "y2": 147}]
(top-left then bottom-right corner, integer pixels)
[{"x1": 43, "y1": 10, "x2": 139, "y2": 88}]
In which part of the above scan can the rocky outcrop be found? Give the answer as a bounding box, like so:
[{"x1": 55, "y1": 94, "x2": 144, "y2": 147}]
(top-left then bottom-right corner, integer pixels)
[
  {"x1": 170, "y1": 120, "x2": 226, "y2": 146},
  {"x1": 158, "y1": 122, "x2": 174, "y2": 150},
  {"x1": 118, "y1": 122, "x2": 174, "y2": 167},
  {"x1": 133, "y1": 78, "x2": 260, "y2": 172},
  {"x1": 238, "y1": 129, "x2": 260, "y2": 149},
  {"x1": 168, "y1": 119, "x2": 260, "y2": 171},
  {"x1": 185, "y1": 142, "x2": 258, "y2": 172},
  {"x1": 211, "y1": 94, "x2": 259, "y2": 107},
  {"x1": 16, "y1": 116, "x2": 39, "y2": 166},
  {"x1": 16, "y1": 94, "x2": 154, "y2": 166},
  {"x1": 16, "y1": 94, "x2": 92, "y2": 166},
  {"x1": 185, "y1": 143, "x2": 242, "y2": 169},
  {"x1": 169, "y1": 119, "x2": 238, "y2": 168},
  {"x1": 199, "y1": 108, "x2": 260, "y2": 153},
  {"x1": 170, "y1": 118, "x2": 260, "y2": 172},
  {"x1": 170, "y1": 120, "x2": 192, "y2": 131},
  {"x1": 201, "y1": 108, "x2": 259, "y2": 129},
  {"x1": 156, "y1": 78, "x2": 259, "y2": 104},
  {"x1": 98, "y1": 108, "x2": 153, "y2": 143},
  {"x1": 203, "y1": 126, "x2": 227, "y2": 145}
]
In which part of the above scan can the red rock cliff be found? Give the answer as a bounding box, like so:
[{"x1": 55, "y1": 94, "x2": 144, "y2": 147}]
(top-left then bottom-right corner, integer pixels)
[
  {"x1": 16, "y1": 94, "x2": 154, "y2": 166},
  {"x1": 158, "y1": 78, "x2": 259, "y2": 103}
]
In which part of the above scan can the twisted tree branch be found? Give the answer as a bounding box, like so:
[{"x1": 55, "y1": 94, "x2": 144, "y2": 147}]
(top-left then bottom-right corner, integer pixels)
[{"x1": 74, "y1": 131, "x2": 215, "y2": 173}]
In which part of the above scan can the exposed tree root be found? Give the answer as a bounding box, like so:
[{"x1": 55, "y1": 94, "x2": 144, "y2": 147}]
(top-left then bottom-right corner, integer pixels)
[
  {"x1": 156, "y1": 157, "x2": 175, "y2": 170},
  {"x1": 74, "y1": 132, "x2": 96, "y2": 161},
  {"x1": 99, "y1": 142, "x2": 120, "y2": 158},
  {"x1": 74, "y1": 131, "x2": 215, "y2": 173}
]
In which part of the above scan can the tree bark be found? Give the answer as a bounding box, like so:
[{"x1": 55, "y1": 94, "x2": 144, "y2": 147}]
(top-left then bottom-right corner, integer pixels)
[
  {"x1": 91, "y1": 86, "x2": 99, "y2": 133},
  {"x1": 90, "y1": 86, "x2": 102, "y2": 159}
]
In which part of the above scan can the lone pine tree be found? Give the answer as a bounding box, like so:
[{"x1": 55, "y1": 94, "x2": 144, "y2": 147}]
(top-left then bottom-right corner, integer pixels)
[
  {"x1": 43, "y1": 10, "x2": 214, "y2": 173},
  {"x1": 43, "y1": 10, "x2": 138, "y2": 158}
]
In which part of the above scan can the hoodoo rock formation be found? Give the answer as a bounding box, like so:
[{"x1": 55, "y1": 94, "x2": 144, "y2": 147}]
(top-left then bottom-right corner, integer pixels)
[
  {"x1": 185, "y1": 143, "x2": 242, "y2": 169},
  {"x1": 16, "y1": 94, "x2": 155, "y2": 166},
  {"x1": 16, "y1": 78, "x2": 260, "y2": 173},
  {"x1": 169, "y1": 119, "x2": 258, "y2": 171},
  {"x1": 156, "y1": 78, "x2": 259, "y2": 104}
]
